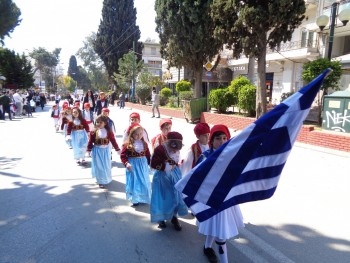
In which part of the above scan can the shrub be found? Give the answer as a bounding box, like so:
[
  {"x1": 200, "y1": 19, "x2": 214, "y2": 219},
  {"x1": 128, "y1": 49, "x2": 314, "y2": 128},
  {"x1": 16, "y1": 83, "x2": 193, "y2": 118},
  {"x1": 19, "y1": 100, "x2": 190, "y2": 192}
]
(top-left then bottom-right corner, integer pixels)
[
  {"x1": 237, "y1": 84, "x2": 256, "y2": 116},
  {"x1": 160, "y1": 87, "x2": 172, "y2": 98},
  {"x1": 208, "y1": 88, "x2": 231, "y2": 113},
  {"x1": 135, "y1": 84, "x2": 152, "y2": 105},
  {"x1": 167, "y1": 96, "x2": 178, "y2": 108},
  {"x1": 176, "y1": 80, "x2": 191, "y2": 93},
  {"x1": 179, "y1": 90, "x2": 193, "y2": 100},
  {"x1": 228, "y1": 76, "x2": 252, "y2": 107}
]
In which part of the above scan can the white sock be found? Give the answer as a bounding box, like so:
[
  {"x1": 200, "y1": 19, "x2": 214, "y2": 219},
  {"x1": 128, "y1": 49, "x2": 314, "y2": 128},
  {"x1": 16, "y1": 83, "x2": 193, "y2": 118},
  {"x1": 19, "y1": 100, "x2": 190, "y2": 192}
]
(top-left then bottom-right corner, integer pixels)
[
  {"x1": 205, "y1": 235, "x2": 215, "y2": 248},
  {"x1": 215, "y1": 239, "x2": 228, "y2": 263}
]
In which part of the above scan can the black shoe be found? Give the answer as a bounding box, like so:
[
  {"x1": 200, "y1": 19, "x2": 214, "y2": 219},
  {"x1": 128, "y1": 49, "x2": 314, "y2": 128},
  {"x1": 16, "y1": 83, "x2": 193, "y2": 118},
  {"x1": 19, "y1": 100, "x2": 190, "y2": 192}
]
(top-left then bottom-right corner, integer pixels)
[
  {"x1": 203, "y1": 247, "x2": 218, "y2": 263},
  {"x1": 151, "y1": 116, "x2": 155, "y2": 118},
  {"x1": 156, "y1": 116, "x2": 160, "y2": 118},
  {"x1": 132, "y1": 203, "x2": 139, "y2": 207},
  {"x1": 98, "y1": 184, "x2": 105, "y2": 189},
  {"x1": 158, "y1": 221, "x2": 166, "y2": 228},
  {"x1": 171, "y1": 216, "x2": 182, "y2": 231}
]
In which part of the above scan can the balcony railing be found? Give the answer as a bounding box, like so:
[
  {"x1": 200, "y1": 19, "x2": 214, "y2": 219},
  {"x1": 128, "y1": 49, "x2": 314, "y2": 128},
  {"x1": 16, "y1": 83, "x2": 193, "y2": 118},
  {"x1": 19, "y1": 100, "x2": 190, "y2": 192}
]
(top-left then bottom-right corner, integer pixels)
[{"x1": 267, "y1": 39, "x2": 318, "y2": 54}]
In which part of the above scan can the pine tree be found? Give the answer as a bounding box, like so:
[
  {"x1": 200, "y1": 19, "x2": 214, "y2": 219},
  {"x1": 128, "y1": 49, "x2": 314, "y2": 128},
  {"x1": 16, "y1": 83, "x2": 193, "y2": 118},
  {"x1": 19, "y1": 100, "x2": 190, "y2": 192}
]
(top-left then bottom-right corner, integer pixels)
[
  {"x1": 155, "y1": 0, "x2": 223, "y2": 98},
  {"x1": 94, "y1": 0, "x2": 142, "y2": 77}
]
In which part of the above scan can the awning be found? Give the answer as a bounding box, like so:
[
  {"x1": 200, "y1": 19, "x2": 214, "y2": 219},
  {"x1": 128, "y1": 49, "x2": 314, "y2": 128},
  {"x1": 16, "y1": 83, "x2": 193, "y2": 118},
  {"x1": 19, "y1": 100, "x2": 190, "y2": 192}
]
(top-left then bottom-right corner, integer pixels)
[{"x1": 332, "y1": 53, "x2": 350, "y2": 64}]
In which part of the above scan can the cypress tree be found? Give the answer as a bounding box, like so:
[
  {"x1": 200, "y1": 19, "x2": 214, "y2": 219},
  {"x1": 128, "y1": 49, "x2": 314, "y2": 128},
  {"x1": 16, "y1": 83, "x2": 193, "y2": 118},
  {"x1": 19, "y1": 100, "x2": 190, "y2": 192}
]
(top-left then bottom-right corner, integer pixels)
[{"x1": 94, "y1": 0, "x2": 142, "y2": 77}]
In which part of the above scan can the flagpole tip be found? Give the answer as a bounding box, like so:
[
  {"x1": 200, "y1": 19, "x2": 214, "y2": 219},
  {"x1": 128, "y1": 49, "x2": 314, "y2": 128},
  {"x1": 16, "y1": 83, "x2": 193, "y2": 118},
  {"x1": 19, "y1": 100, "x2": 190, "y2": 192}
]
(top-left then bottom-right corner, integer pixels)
[{"x1": 325, "y1": 68, "x2": 333, "y2": 78}]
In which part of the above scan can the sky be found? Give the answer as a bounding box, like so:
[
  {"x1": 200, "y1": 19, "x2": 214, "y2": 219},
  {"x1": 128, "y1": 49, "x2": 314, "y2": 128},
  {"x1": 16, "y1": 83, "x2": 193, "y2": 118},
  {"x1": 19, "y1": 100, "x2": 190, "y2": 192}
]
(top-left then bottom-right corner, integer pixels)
[{"x1": 4, "y1": 0, "x2": 159, "y2": 73}]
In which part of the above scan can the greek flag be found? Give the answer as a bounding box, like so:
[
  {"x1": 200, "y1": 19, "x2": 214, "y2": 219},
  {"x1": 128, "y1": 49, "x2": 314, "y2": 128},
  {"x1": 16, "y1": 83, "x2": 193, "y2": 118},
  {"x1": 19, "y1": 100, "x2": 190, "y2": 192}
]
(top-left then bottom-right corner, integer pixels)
[{"x1": 175, "y1": 69, "x2": 331, "y2": 222}]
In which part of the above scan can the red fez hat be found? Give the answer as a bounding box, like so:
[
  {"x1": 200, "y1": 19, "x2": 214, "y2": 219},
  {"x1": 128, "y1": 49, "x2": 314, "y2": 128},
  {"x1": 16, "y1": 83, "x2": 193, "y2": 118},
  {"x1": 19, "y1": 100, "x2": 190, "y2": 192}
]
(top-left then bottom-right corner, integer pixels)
[
  {"x1": 159, "y1": 118, "x2": 172, "y2": 128},
  {"x1": 127, "y1": 123, "x2": 142, "y2": 134},
  {"x1": 209, "y1": 124, "x2": 231, "y2": 146},
  {"x1": 74, "y1": 102, "x2": 80, "y2": 107},
  {"x1": 102, "y1": 107, "x2": 110, "y2": 113},
  {"x1": 130, "y1": 112, "x2": 140, "y2": 120},
  {"x1": 194, "y1": 123, "x2": 210, "y2": 137},
  {"x1": 167, "y1": 131, "x2": 183, "y2": 141},
  {"x1": 63, "y1": 101, "x2": 68, "y2": 107},
  {"x1": 84, "y1": 102, "x2": 91, "y2": 108}
]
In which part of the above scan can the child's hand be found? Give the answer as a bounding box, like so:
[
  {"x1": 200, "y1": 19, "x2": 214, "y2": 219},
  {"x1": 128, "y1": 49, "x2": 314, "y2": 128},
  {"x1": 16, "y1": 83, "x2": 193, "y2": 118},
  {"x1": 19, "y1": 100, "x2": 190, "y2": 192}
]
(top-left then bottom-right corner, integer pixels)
[{"x1": 126, "y1": 163, "x2": 132, "y2": 171}]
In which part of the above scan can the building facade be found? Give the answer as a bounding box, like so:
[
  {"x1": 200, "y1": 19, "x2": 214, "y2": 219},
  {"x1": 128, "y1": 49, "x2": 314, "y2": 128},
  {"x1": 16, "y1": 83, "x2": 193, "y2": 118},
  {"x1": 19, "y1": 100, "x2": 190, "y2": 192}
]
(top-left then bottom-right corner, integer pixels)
[{"x1": 142, "y1": 39, "x2": 162, "y2": 80}]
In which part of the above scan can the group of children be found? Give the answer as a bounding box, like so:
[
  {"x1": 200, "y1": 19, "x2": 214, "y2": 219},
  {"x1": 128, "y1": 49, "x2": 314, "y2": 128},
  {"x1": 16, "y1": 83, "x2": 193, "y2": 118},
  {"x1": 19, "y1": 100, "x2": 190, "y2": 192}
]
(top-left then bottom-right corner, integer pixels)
[{"x1": 51, "y1": 103, "x2": 243, "y2": 263}]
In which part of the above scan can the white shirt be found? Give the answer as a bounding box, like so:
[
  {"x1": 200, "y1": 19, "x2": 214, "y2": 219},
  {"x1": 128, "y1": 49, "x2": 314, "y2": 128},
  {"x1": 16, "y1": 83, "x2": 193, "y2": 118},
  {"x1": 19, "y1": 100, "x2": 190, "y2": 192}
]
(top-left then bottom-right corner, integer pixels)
[{"x1": 13, "y1": 93, "x2": 22, "y2": 103}]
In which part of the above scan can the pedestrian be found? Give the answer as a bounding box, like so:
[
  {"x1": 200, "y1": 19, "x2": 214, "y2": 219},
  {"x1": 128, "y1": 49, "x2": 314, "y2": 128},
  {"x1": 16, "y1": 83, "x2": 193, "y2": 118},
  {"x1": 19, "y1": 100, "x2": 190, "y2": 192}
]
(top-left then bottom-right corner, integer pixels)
[
  {"x1": 82, "y1": 90, "x2": 95, "y2": 112},
  {"x1": 195, "y1": 124, "x2": 244, "y2": 263},
  {"x1": 101, "y1": 108, "x2": 116, "y2": 134},
  {"x1": 87, "y1": 115, "x2": 120, "y2": 189},
  {"x1": 94, "y1": 92, "x2": 108, "y2": 116},
  {"x1": 0, "y1": 92, "x2": 12, "y2": 120},
  {"x1": 151, "y1": 87, "x2": 160, "y2": 118},
  {"x1": 151, "y1": 118, "x2": 172, "y2": 152},
  {"x1": 180, "y1": 122, "x2": 210, "y2": 176},
  {"x1": 51, "y1": 104, "x2": 60, "y2": 132},
  {"x1": 25, "y1": 93, "x2": 33, "y2": 117},
  {"x1": 150, "y1": 131, "x2": 188, "y2": 230},
  {"x1": 82, "y1": 103, "x2": 94, "y2": 131},
  {"x1": 122, "y1": 112, "x2": 150, "y2": 146},
  {"x1": 119, "y1": 92, "x2": 125, "y2": 109},
  {"x1": 66, "y1": 107, "x2": 90, "y2": 165},
  {"x1": 120, "y1": 123, "x2": 151, "y2": 206},
  {"x1": 13, "y1": 90, "x2": 23, "y2": 117},
  {"x1": 39, "y1": 93, "x2": 46, "y2": 110},
  {"x1": 61, "y1": 107, "x2": 73, "y2": 149}
]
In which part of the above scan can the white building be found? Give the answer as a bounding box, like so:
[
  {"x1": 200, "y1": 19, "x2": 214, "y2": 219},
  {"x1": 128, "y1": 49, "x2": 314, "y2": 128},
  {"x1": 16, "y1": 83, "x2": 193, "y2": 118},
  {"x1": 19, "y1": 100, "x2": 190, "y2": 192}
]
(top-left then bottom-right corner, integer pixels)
[{"x1": 142, "y1": 38, "x2": 162, "y2": 79}]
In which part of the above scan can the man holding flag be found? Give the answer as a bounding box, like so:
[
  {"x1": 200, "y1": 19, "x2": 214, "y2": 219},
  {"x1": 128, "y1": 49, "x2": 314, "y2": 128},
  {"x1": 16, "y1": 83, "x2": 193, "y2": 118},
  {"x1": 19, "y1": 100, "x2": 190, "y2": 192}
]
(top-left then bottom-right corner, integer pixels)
[{"x1": 175, "y1": 69, "x2": 332, "y2": 263}]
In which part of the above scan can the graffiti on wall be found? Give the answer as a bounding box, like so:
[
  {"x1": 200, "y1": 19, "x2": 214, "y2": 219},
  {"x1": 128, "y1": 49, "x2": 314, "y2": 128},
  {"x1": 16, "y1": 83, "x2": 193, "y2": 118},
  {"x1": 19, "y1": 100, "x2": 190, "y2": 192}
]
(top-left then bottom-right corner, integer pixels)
[{"x1": 323, "y1": 109, "x2": 350, "y2": 132}]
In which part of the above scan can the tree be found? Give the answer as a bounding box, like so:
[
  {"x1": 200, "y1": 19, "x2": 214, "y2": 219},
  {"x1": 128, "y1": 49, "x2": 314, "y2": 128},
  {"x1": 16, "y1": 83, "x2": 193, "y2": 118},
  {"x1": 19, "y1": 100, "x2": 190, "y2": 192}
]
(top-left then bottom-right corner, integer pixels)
[
  {"x1": 211, "y1": 0, "x2": 306, "y2": 118},
  {"x1": 0, "y1": 0, "x2": 21, "y2": 45},
  {"x1": 94, "y1": 0, "x2": 142, "y2": 77},
  {"x1": 0, "y1": 47, "x2": 34, "y2": 88},
  {"x1": 112, "y1": 51, "x2": 143, "y2": 93},
  {"x1": 29, "y1": 47, "x2": 61, "y2": 91},
  {"x1": 302, "y1": 58, "x2": 342, "y2": 124},
  {"x1": 155, "y1": 0, "x2": 223, "y2": 98}
]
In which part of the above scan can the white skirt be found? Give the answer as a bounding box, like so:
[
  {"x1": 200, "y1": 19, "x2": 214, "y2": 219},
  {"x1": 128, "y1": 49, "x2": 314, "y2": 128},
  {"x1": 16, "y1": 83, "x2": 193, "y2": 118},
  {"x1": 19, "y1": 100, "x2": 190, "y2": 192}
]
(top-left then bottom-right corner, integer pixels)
[{"x1": 197, "y1": 205, "x2": 244, "y2": 240}]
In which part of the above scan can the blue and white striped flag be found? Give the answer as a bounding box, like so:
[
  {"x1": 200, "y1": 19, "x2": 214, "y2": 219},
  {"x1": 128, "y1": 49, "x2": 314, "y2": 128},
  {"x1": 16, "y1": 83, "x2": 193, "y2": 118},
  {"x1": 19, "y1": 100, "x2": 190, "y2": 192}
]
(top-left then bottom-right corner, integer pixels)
[{"x1": 175, "y1": 69, "x2": 331, "y2": 222}]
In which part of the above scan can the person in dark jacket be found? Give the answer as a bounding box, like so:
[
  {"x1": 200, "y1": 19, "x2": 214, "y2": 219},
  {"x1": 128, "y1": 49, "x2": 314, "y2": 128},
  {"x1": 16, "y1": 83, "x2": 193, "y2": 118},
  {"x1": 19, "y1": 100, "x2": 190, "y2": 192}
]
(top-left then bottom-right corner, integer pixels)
[
  {"x1": 94, "y1": 92, "x2": 108, "y2": 116},
  {"x1": 0, "y1": 92, "x2": 12, "y2": 120},
  {"x1": 82, "y1": 90, "x2": 96, "y2": 112}
]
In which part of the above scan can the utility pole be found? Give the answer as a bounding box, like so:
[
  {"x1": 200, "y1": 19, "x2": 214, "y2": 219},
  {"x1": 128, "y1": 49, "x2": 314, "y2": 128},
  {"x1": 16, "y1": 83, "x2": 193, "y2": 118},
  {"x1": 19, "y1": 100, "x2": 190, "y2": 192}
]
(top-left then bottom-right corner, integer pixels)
[{"x1": 132, "y1": 41, "x2": 136, "y2": 102}]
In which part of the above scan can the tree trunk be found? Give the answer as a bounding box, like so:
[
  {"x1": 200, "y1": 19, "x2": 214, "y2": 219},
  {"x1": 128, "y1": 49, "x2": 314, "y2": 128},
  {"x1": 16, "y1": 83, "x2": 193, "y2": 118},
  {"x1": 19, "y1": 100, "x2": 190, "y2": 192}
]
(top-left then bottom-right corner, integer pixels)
[
  {"x1": 194, "y1": 69, "x2": 203, "y2": 98},
  {"x1": 256, "y1": 40, "x2": 267, "y2": 118},
  {"x1": 247, "y1": 56, "x2": 255, "y2": 83}
]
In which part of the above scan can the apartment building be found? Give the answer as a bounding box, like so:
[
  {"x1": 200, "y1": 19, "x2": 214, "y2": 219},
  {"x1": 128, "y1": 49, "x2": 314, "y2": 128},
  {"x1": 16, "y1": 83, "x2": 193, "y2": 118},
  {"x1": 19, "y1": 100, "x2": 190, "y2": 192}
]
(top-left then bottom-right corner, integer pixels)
[{"x1": 142, "y1": 39, "x2": 162, "y2": 80}]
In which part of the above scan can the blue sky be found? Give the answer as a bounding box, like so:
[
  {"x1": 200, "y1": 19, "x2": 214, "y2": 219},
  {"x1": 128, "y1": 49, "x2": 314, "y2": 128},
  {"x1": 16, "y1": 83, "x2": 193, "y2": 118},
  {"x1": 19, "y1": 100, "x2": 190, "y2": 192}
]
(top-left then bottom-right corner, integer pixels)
[{"x1": 4, "y1": 0, "x2": 159, "y2": 72}]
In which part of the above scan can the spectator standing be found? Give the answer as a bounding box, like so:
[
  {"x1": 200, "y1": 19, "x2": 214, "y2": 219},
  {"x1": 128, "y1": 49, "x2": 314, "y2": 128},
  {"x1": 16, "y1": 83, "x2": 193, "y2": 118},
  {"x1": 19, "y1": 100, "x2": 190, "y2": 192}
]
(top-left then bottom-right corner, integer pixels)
[
  {"x1": 119, "y1": 92, "x2": 125, "y2": 109},
  {"x1": 13, "y1": 90, "x2": 23, "y2": 117},
  {"x1": 151, "y1": 87, "x2": 160, "y2": 118},
  {"x1": 0, "y1": 92, "x2": 12, "y2": 120},
  {"x1": 94, "y1": 92, "x2": 108, "y2": 116},
  {"x1": 82, "y1": 90, "x2": 96, "y2": 112},
  {"x1": 39, "y1": 93, "x2": 46, "y2": 110}
]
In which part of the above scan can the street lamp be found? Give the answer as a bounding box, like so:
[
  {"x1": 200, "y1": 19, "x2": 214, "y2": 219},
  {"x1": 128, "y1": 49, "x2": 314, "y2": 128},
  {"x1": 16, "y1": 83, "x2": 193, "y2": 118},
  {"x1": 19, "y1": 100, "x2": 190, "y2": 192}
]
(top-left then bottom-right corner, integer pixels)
[{"x1": 316, "y1": 2, "x2": 350, "y2": 60}]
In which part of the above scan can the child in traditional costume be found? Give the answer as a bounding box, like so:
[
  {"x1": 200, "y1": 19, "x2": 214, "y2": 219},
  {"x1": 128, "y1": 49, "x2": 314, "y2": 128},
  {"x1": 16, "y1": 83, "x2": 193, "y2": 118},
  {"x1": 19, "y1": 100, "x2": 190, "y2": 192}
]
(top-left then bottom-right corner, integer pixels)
[
  {"x1": 150, "y1": 118, "x2": 172, "y2": 153},
  {"x1": 122, "y1": 112, "x2": 150, "y2": 146},
  {"x1": 196, "y1": 124, "x2": 244, "y2": 263},
  {"x1": 180, "y1": 122, "x2": 210, "y2": 176},
  {"x1": 150, "y1": 131, "x2": 188, "y2": 230},
  {"x1": 120, "y1": 123, "x2": 151, "y2": 206},
  {"x1": 82, "y1": 102, "x2": 94, "y2": 131},
  {"x1": 61, "y1": 107, "x2": 73, "y2": 149},
  {"x1": 66, "y1": 107, "x2": 90, "y2": 165},
  {"x1": 87, "y1": 115, "x2": 120, "y2": 188},
  {"x1": 51, "y1": 104, "x2": 60, "y2": 132}
]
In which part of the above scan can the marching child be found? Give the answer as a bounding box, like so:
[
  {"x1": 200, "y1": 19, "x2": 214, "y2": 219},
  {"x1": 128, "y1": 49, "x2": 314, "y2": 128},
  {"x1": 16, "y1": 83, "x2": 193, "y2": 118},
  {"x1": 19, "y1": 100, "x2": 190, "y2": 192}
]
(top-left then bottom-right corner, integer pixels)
[
  {"x1": 82, "y1": 102, "x2": 94, "y2": 131},
  {"x1": 150, "y1": 131, "x2": 188, "y2": 230},
  {"x1": 61, "y1": 107, "x2": 73, "y2": 149},
  {"x1": 51, "y1": 104, "x2": 60, "y2": 132},
  {"x1": 150, "y1": 118, "x2": 172, "y2": 153},
  {"x1": 122, "y1": 112, "x2": 150, "y2": 146},
  {"x1": 195, "y1": 124, "x2": 244, "y2": 263},
  {"x1": 120, "y1": 123, "x2": 151, "y2": 206},
  {"x1": 101, "y1": 108, "x2": 116, "y2": 133},
  {"x1": 66, "y1": 107, "x2": 90, "y2": 165},
  {"x1": 87, "y1": 115, "x2": 120, "y2": 189},
  {"x1": 180, "y1": 122, "x2": 210, "y2": 176}
]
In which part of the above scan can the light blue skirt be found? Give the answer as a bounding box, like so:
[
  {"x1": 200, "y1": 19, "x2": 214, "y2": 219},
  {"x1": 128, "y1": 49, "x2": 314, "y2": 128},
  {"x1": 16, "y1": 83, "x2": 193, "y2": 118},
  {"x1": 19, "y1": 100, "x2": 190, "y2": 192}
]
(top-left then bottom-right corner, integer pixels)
[
  {"x1": 63, "y1": 124, "x2": 72, "y2": 148},
  {"x1": 125, "y1": 157, "x2": 151, "y2": 204},
  {"x1": 150, "y1": 166, "x2": 188, "y2": 222},
  {"x1": 71, "y1": 129, "x2": 88, "y2": 159},
  {"x1": 91, "y1": 146, "x2": 112, "y2": 184}
]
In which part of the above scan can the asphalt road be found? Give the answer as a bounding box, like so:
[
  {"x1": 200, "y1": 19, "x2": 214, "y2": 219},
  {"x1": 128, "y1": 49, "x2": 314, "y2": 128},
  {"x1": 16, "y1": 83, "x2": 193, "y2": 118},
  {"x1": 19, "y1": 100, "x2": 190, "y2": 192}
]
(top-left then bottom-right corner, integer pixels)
[{"x1": 1, "y1": 101, "x2": 350, "y2": 263}]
